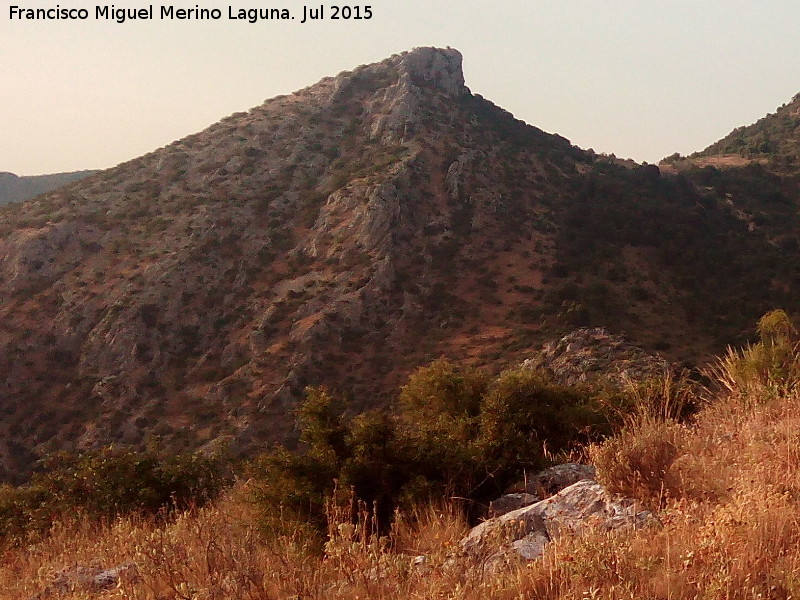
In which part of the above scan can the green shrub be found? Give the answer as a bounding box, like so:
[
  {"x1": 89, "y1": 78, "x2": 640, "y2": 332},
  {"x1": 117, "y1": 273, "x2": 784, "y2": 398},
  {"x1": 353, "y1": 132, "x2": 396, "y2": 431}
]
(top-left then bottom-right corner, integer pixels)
[
  {"x1": 0, "y1": 483, "x2": 52, "y2": 546},
  {"x1": 251, "y1": 360, "x2": 615, "y2": 529},
  {"x1": 707, "y1": 309, "x2": 800, "y2": 398},
  {"x1": 250, "y1": 389, "x2": 406, "y2": 533},
  {"x1": 396, "y1": 359, "x2": 489, "y2": 499},
  {"x1": 0, "y1": 447, "x2": 229, "y2": 547},
  {"x1": 477, "y1": 368, "x2": 609, "y2": 484}
]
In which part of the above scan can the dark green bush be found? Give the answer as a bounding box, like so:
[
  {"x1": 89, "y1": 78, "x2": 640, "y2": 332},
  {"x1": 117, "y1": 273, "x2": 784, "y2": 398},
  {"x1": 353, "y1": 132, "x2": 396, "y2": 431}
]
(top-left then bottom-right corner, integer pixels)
[
  {"x1": 40, "y1": 447, "x2": 227, "y2": 514},
  {"x1": 0, "y1": 447, "x2": 229, "y2": 547},
  {"x1": 251, "y1": 359, "x2": 615, "y2": 529},
  {"x1": 249, "y1": 388, "x2": 406, "y2": 532},
  {"x1": 477, "y1": 368, "x2": 608, "y2": 483},
  {"x1": 396, "y1": 359, "x2": 489, "y2": 497}
]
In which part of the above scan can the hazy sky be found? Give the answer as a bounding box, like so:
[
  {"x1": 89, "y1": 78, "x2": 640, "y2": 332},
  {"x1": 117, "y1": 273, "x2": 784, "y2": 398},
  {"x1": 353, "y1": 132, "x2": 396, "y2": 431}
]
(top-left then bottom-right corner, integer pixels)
[{"x1": 3, "y1": 0, "x2": 800, "y2": 175}]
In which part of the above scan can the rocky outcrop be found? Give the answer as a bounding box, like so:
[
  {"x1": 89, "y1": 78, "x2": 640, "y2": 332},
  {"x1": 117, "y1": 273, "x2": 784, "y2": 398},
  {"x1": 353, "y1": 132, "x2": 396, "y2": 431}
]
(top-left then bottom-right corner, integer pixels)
[
  {"x1": 463, "y1": 480, "x2": 653, "y2": 563},
  {"x1": 492, "y1": 463, "x2": 597, "y2": 517},
  {"x1": 367, "y1": 47, "x2": 468, "y2": 144},
  {"x1": 523, "y1": 328, "x2": 670, "y2": 387},
  {"x1": 400, "y1": 47, "x2": 467, "y2": 96}
]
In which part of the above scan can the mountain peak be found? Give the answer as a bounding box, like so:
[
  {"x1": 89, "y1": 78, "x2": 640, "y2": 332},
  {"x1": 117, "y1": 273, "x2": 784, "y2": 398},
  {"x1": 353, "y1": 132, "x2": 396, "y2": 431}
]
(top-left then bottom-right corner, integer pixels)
[
  {"x1": 4, "y1": 47, "x2": 799, "y2": 480},
  {"x1": 397, "y1": 46, "x2": 467, "y2": 96}
]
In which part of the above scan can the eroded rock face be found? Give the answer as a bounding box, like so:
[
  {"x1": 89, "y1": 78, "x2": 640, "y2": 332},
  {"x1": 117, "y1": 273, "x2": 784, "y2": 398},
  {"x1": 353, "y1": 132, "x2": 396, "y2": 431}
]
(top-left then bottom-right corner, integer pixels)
[
  {"x1": 523, "y1": 328, "x2": 670, "y2": 387},
  {"x1": 399, "y1": 47, "x2": 467, "y2": 96},
  {"x1": 463, "y1": 480, "x2": 653, "y2": 562}
]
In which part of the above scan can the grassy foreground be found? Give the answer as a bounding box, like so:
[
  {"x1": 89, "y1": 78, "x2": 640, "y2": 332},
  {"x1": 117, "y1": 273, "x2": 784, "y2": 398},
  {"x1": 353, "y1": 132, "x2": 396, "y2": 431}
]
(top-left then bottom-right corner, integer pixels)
[{"x1": 7, "y1": 315, "x2": 800, "y2": 598}]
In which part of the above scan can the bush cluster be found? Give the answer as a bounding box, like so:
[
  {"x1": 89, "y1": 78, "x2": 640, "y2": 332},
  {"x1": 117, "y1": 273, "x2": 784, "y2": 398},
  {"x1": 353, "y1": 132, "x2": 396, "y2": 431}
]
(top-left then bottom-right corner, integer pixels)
[
  {"x1": 0, "y1": 447, "x2": 228, "y2": 546},
  {"x1": 250, "y1": 359, "x2": 614, "y2": 530}
]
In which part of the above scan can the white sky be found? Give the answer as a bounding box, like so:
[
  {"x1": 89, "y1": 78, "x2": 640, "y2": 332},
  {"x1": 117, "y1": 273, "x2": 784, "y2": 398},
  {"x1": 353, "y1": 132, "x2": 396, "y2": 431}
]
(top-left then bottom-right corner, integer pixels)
[{"x1": 2, "y1": 0, "x2": 800, "y2": 175}]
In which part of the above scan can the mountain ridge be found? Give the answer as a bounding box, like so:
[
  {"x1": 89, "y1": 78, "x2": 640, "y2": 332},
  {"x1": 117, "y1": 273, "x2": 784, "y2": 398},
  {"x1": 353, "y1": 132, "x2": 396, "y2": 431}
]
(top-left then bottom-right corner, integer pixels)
[
  {"x1": 1, "y1": 47, "x2": 800, "y2": 480},
  {"x1": 661, "y1": 91, "x2": 800, "y2": 172}
]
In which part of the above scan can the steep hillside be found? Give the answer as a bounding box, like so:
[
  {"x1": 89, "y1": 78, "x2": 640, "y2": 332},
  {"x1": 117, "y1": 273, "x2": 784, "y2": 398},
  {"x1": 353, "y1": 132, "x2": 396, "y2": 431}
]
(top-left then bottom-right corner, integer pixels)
[
  {"x1": 0, "y1": 170, "x2": 98, "y2": 205},
  {"x1": 659, "y1": 91, "x2": 800, "y2": 284},
  {"x1": 661, "y1": 91, "x2": 800, "y2": 178},
  {"x1": 689, "y1": 92, "x2": 800, "y2": 171},
  {"x1": 1, "y1": 47, "x2": 799, "y2": 479}
]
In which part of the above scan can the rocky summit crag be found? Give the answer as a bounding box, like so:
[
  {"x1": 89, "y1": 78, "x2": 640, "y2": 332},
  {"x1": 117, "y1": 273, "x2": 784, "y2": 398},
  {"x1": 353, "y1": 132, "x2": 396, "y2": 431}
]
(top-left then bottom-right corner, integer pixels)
[{"x1": 2, "y1": 47, "x2": 800, "y2": 480}]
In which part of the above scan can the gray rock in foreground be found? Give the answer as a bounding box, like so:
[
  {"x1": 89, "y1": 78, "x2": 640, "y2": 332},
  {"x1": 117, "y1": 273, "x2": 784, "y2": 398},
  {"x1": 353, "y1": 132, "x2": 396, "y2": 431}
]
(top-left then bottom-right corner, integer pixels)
[
  {"x1": 463, "y1": 480, "x2": 653, "y2": 563},
  {"x1": 492, "y1": 462, "x2": 598, "y2": 518}
]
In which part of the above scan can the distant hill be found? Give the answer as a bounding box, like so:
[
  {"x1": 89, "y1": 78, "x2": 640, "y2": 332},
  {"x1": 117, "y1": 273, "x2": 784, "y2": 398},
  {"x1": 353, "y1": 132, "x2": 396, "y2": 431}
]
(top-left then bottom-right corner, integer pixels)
[
  {"x1": 2, "y1": 47, "x2": 800, "y2": 480},
  {"x1": 0, "y1": 170, "x2": 98, "y2": 205},
  {"x1": 663, "y1": 92, "x2": 800, "y2": 172},
  {"x1": 659, "y1": 90, "x2": 800, "y2": 278}
]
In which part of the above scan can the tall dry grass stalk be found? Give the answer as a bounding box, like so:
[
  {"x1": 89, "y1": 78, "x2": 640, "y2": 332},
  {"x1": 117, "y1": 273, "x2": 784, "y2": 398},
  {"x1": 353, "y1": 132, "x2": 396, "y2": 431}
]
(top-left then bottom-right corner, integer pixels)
[
  {"x1": 703, "y1": 342, "x2": 799, "y2": 400},
  {"x1": 618, "y1": 370, "x2": 697, "y2": 425}
]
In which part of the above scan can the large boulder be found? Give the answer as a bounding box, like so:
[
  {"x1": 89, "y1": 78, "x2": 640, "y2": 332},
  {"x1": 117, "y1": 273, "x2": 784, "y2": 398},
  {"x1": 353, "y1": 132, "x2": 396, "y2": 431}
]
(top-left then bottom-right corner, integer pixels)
[
  {"x1": 492, "y1": 462, "x2": 597, "y2": 518},
  {"x1": 462, "y1": 480, "x2": 653, "y2": 562}
]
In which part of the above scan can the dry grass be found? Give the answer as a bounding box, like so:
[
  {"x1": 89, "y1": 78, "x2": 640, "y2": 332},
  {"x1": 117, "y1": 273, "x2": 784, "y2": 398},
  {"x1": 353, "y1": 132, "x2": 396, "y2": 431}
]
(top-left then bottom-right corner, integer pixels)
[{"x1": 10, "y1": 353, "x2": 800, "y2": 599}]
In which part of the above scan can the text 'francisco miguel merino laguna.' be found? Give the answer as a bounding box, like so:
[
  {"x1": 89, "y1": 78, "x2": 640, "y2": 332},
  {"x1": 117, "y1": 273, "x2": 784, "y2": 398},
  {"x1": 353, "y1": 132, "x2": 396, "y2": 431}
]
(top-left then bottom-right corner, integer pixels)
[{"x1": 8, "y1": 5, "x2": 373, "y2": 24}]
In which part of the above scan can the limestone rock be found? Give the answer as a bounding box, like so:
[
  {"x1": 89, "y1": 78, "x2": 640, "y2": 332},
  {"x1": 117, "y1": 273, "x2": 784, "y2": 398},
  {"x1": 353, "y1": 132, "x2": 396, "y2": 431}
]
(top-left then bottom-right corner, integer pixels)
[
  {"x1": 463, "y1": 480, "x2": 653, "y2": 562},
  {"x1": 445, "y1": 150, "x2": 477, "y2": 202},
  {"x1": 511, "y1": 531, "x2": 550, "y2": 560},
  {"x1": 399, "y1": 47, "x2": 468, "y2": 96},
  {"x1": 523, "y1": 327, "x2": 670, "y2": 387}
]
